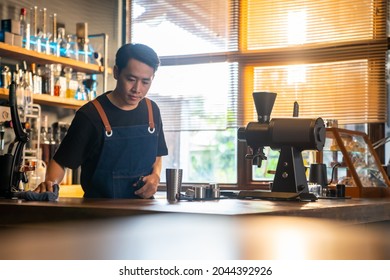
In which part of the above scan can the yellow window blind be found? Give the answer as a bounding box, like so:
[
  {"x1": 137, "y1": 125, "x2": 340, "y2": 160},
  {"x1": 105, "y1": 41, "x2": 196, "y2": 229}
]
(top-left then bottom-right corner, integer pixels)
[{"x1": 239, "y1": 0, "x2": 388, "y2": 126}]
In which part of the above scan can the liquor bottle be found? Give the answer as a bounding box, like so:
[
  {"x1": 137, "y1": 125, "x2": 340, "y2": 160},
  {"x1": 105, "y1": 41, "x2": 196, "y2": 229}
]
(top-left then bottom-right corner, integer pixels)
[
  {"x1": 22, "y1": 61, "x2": 33, "y2": 108},
  {"x1": 53, "y1": 64, "x2": 62, "y2": 97},
  {"x1": 40, "y1": 126, "x2": 50, "y2": 166},
  {"x1": 56, "y1": 28, "x2": 68, "y2": 57},
  {"x1": 13, "y1": 64, "x2": 20, "y2": 86},
  {"x1": 20, "y1": 8, "x2": 30, "y2": 50},
  {"x1": 64, "y1": 67, "x2": 77, "y2": 98},
  {"x1": 29, "y1": 118, "x2": 39, "y2": 152},
  {"x1": 75, "y1": 72, "x2": 87, "y2": 100},
  {"x1": 14, "y1": 64, "x2": 25, "y2": 110},
  {"x1": 84, "y1": 74, "x2": 97, "y2": 100},
  {"x1": 23, "y1": 70, "x2": 33, "y2": 109},
  {"x1": 41, "y1": 64, "x2": 53, "y2": 95},
  {"x1": 1, "y1": 66, "x2": 11, "y2": 89},
  {"x1": 31, "y1": 63, "x2": 42, "y2": 94}
]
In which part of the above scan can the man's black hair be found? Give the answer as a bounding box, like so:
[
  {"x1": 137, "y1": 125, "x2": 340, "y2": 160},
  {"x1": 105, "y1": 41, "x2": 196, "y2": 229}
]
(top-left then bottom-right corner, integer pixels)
[{"x1": 115, "y1": 43, "x2": 160, "y2": 73}]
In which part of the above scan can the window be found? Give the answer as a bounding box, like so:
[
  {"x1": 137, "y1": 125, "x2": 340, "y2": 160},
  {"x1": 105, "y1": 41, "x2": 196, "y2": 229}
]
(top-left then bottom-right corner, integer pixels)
[
  {"x1": 127, "y1": 0, "x2": 387, "y2": 186},
  {"x1": 128, "y1": 0, "x2": 238, "y2": 184}
]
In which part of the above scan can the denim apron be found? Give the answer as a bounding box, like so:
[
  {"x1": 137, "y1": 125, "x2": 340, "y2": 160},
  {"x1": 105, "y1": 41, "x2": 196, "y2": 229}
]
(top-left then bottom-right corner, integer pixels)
[{"x1": 85, "y1": 98, "x2": 158, "y2": 198}]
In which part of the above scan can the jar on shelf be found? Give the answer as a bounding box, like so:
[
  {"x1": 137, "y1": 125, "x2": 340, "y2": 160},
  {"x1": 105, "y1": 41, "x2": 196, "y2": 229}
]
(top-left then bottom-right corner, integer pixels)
[
  {"x1": 53, "y1": 64, "x2": 62, "y2": 97},
  {"x1": 75, "y1": 72, "x2": 87, "y2": 101},
  {"x1": 64, "y1": 67, "x2": 77, "y2": 99}
]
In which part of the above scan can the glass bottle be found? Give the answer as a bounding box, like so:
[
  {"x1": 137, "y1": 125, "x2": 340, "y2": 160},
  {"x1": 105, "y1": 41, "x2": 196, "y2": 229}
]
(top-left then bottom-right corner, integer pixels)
[
  {"x1": 1, "y1": 66, "x2": 11, "y2": 89},
  {"x1": 31, "y1": 63, "x2": 42, "y2": 94},
  {"x1": 56, "y1": 28, "x2": 69, "y2": 57},
  {"x1": 38, "y1": 8, "x2": 48, "y2": 54},
  {"x1": 29, "y1": 118, "x2": 39, "y2": 153},
  {"x1": 20, "y1": 8, "x2": 30, "y2": 50},
  {"x1": 40, "y1": 65, "x2": 50, "y2": 94},
  {"x1": 64, "y1": 67, "x2": 77, "y2": 99},
  {"x1": 30, "y1": 6, "x2": 38, "y2": 51},
  {"x1": 53, "y1": 64, "x2": 62, "y2": 97},
  {"x1": 50, "y1": 13, "x2": 57, "y2": 56},
  {"x1": 41, "y1": 64, "x2": 54, "y2": 95},
  {"x1": 23, "y1": 71, "x2": 33, "y2": 109},
  {"x1": 15, "y1": 66, "x2": 25, "y2": 111},
  {"x1": 40, "y1": 118, "x2": 50, "y2": 167},
  {"x1": 78, "y1": 41, "x2": 89, "y2": 64},
  {"x1": 67, "y1": 34, "x2": 79, "y2": 61},
  {"x1": 75, "y1": 72, "x2": 87, "y2": 101},
  {"x1": 84, "y1": 74, "x2": 98, "y2": 100},
  {"x1": 13, "y1": 64, "x2": 20, "y2": 86}
]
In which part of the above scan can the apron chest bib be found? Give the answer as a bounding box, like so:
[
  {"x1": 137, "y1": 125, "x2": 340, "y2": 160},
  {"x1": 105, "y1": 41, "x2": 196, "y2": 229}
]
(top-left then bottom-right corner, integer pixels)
[{"x1": 86, "y1": 98, "x2": 158, "y2": 198}]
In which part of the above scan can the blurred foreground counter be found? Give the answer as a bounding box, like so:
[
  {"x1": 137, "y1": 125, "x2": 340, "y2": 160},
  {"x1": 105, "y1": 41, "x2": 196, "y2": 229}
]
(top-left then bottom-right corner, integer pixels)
[
  {"x1": 1, "y1": 194, "x2": 390, "y2": 225},
  {"x1": 1, "y1": 195, "x2": 390, "y2": 259},
  {"x1": 1, "y1": 214, "x2": 390, "y2": 260}
]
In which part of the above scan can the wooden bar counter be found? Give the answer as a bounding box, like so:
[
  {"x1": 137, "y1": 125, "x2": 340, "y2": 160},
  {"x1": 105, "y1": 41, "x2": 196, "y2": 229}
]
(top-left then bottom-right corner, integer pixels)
[
  {"x1": 1, "y1": 193, "x2": 390, "y2": 225},
  {"x1": 1, "y1": 194, "x2": 390, "y2": 259}
]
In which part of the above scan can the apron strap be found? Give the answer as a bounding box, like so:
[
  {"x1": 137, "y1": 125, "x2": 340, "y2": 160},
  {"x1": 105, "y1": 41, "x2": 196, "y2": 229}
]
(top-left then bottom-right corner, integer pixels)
[
  {"x1": 91, "y1": 98, "x2": 155, "y2": 136},
  {"x1": 92, "y1": 99, "x2": 113, "y2": 136},
  {"x1": 145, "y1": 98, "x2": 155, "y2": 133}
]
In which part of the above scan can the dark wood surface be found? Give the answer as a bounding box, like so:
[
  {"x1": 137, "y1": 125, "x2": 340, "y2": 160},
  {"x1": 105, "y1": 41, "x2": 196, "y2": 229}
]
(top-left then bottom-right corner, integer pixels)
[
  {"x1": 1, "y1": 192, "x2": 390, "y2": 225},
  {"x1": 2, "y1": 193, "x2": 390, "y2": 259}
]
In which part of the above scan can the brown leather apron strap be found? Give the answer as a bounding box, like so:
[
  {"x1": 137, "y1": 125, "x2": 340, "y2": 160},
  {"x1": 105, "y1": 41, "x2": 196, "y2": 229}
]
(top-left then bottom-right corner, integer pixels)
[
  {"x1": 145, "y1": 98, "x2": 155, "y2": 133},
  {"x1": 92, "y1": 99, "x2": 113, "y2": 136},
  {"x1": 92, "y1": 98, "x2": 155, "y2": 136}
]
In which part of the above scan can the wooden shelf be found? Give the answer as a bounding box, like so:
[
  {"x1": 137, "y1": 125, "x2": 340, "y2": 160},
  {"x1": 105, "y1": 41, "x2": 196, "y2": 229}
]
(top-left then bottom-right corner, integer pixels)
[
  {"x1": 0, "y1": 42, "x2": 111, "y2": 74},
  {"x1": 0, "y1": 88, "x2": 87, "y2": 110}
]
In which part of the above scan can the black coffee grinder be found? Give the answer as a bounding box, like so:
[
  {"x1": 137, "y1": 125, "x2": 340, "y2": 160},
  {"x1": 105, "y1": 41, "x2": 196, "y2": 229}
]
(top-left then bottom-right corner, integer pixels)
[
  {"x1": 0, "y1": 82, "x2": 29, "y2": 198},
  {"x1": 237, "y1": 92, "x2": 326, "y2": 200}
]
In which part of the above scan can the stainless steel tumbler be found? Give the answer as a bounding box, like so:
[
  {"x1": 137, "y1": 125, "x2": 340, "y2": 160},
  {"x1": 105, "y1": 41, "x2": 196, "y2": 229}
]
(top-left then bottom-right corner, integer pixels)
[{"x1": 166, "y1": 168, "x2": 183, "y2": 202}]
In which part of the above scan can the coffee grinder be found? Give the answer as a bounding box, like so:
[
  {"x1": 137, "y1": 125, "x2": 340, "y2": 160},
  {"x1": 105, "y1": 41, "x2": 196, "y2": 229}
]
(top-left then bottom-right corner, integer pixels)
[{"x1": 237, "y1": 92, "x2": 326, "y2": 200}]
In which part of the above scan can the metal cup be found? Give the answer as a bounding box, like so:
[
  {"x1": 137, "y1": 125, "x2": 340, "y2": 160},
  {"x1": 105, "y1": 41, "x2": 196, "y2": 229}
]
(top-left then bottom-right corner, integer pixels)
[
  {"x1": 309, "y1": 163, "x2": 328, "y2": 188},
  {"x1": 166, "y1": 168, "x2": 183, "y2": 202}
]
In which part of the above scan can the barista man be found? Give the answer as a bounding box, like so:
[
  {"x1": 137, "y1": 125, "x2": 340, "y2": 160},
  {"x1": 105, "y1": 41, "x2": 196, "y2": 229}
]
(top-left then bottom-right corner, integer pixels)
[{"x1": 35, "y1": 43, "x2": 168, "y2": 198}]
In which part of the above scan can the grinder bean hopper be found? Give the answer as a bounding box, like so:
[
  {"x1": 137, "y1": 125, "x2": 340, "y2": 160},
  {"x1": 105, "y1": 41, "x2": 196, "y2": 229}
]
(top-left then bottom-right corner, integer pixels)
[
  {"x1": 0, "y1": 82, "x2": 29, "y2": 198},
  {"x1": 237, "y1": 92, "x2": 326, "y2": 200}
]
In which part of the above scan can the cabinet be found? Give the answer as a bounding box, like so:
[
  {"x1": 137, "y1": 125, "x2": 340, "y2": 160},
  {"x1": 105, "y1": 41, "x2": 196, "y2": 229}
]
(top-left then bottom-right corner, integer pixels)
[
  {"x1": 318, "y1": 127, "x2": 390, "y2": 198},
  {"x1": 0, "y1": 41, "x2": 111, "y2": 110}
]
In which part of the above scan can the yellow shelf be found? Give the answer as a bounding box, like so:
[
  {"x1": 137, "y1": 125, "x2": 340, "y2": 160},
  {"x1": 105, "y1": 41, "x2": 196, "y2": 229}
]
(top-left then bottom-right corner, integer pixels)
[
  {"x1": 0, "y1": 88, "x2": 87, "y2": 110},
  {"x1": 0, "y1": 42, "x2": 111, "y2": 74}
]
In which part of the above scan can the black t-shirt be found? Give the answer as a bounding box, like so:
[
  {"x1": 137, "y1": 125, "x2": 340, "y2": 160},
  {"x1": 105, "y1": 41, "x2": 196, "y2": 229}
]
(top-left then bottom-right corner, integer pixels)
[{"x1": 53, "y1": 92, "x2": 168, "y2": 187}]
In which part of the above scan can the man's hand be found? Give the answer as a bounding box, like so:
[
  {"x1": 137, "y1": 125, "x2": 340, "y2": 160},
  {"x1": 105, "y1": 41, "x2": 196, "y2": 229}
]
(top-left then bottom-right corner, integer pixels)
[
  {"x1": 33, "y1": 159, "x2": 65, "y2": 193},
  {"x1": 34, "y1": 180, "x2": 56, "y2": 193},
  {"x1": 134, "y1": 173, "x2": 160, "y2": 198}
]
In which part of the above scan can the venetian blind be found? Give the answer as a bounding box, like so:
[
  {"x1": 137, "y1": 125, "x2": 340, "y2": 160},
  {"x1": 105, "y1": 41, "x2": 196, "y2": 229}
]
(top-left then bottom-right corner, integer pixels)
[
  {"x1": 239, "y1": 0, "x2": 388, "y2": 126},
  {"x1": 129, "y1": 0, "x2": 239, "y2": 131}
]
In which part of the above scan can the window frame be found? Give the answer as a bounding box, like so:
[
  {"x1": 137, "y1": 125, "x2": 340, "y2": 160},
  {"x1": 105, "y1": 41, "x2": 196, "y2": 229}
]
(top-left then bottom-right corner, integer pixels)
[{"x1": 125, "y1": 0, "x2": 387, "y2": 189}]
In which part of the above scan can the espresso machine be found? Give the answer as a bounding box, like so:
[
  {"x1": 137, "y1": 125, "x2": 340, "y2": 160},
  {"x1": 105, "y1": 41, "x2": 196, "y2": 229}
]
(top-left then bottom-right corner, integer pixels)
[
  {"x1": 237, "y1": 92, "x2": 326, "y2": 200},
  {"x1": 0, "y1": 82, "x2": 29, "y2": 198}
]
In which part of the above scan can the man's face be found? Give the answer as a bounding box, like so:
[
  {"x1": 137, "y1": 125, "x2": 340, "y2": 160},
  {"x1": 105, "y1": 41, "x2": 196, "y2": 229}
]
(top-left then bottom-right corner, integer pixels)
[{"x1": 114, "y1": 58, "x2": 155, "y2": 109}]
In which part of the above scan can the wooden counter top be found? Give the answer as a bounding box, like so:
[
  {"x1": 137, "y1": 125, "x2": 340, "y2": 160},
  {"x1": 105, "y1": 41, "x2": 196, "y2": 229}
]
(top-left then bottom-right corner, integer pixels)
[
  {"x1": 1, "y1": 193, "x2": 390, "y2": 225},
  {"x1": 2, "y1": 194, "x2": 390, "y2": 259}
]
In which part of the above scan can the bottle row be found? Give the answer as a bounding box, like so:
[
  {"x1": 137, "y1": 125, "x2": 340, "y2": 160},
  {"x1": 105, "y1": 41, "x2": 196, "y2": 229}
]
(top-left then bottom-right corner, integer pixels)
[
  {"x1": 0, "y1": 61, "x2": 97, "y2": 109},
  {"x1": 1, "y1": 5, "x2": 102, "y2": 66}
]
